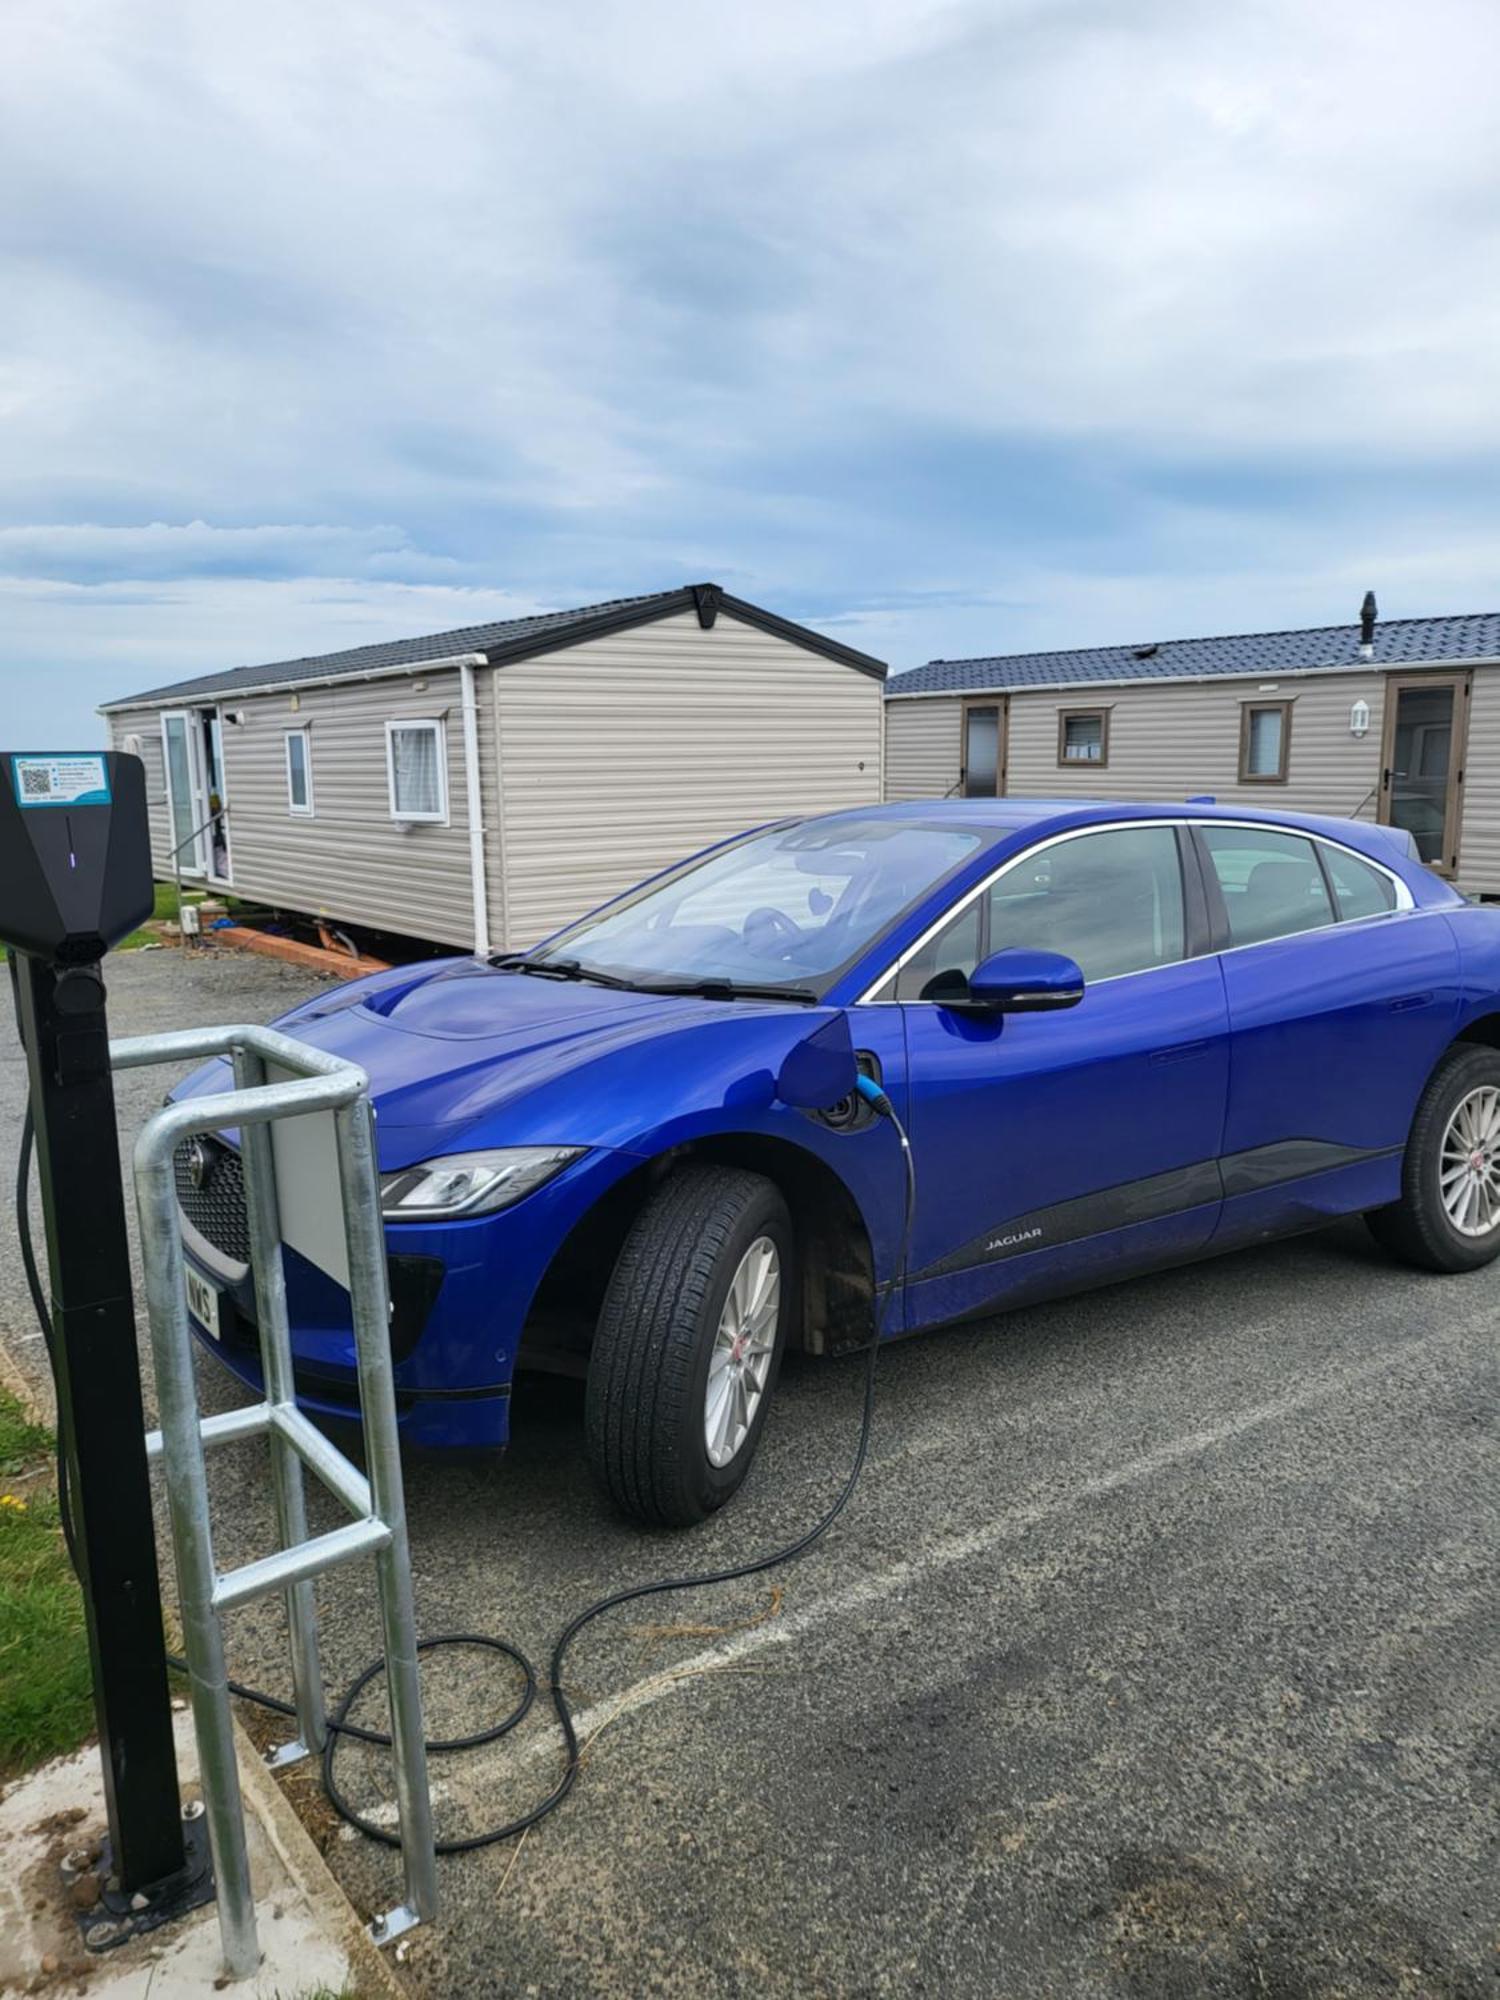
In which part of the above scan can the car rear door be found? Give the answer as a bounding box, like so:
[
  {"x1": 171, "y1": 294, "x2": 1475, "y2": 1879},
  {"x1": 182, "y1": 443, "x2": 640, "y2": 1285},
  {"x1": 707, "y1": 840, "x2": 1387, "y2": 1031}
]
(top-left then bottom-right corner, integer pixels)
[
  {"x1": 1192, "y1": 822, "x2": 1462, "y2": 1241},
  {"x1": 871, "y1": 822, "x2": 1231, "y2": 1331}
]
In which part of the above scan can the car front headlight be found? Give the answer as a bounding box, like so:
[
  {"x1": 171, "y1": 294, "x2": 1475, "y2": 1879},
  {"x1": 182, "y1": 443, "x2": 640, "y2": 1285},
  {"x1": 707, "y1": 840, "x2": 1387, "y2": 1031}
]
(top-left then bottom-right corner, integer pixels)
[{"x1": 379, "y1": 1147, "x2": 584, "y2": 1220}]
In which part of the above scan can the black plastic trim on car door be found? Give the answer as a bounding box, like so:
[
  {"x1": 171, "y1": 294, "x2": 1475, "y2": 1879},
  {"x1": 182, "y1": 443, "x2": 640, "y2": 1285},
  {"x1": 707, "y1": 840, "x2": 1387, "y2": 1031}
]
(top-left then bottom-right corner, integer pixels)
[{"x1": 912, "y1": 1138, "x2": 1401, "y2": 1282}]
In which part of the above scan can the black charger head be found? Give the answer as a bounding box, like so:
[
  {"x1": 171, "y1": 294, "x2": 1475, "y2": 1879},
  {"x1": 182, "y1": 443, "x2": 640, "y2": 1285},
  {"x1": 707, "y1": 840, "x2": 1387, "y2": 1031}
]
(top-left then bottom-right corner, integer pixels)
[{"x1": 0, "y1": 751, "x2": 154, "y2": 964}]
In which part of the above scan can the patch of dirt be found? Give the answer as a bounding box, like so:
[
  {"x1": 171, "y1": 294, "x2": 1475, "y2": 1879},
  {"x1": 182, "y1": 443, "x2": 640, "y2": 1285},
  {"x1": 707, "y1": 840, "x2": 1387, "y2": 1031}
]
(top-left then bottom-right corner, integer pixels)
[
  {"x1": 233, "y1": 1700, "x2": 346, "y2": 1856},
  {"x1": 14, "y1": 1807, "x2": 108, "y2": 1992}
]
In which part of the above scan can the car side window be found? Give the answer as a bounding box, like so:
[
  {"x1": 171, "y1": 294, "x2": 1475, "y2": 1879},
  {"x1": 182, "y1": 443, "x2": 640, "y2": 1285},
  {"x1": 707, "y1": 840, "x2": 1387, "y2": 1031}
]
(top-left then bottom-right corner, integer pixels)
[
  {"x1": 986, "y1": 826, "x2": 1186, "y2": 983},
  {"x1": 893, "y1": 900, "x2": 982, "y2": 1000},
  {"x1": 1200, "y1": 827, "x2": 1334, "y2": 947},
  {"x1": 1318, "y1": 842, "x2": 1398, "y2": 920}
]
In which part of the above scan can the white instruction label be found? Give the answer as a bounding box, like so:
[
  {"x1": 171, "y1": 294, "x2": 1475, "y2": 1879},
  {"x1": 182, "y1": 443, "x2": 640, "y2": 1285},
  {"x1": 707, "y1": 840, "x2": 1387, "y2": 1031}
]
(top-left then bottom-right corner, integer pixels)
[{"x1": 11, "y1": 753, "x2": 112, "y2": 809}]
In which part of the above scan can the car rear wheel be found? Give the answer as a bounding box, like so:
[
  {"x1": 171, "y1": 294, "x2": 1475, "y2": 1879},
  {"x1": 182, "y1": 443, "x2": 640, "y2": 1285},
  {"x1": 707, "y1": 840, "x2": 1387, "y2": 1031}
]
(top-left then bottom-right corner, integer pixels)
[
  {"x1": 586, "y1": 1165, "x2": 795, "y2": 1527},
  {"x1": 1366, "y1": 1044, "x2": 1500, "y2": 1272}
]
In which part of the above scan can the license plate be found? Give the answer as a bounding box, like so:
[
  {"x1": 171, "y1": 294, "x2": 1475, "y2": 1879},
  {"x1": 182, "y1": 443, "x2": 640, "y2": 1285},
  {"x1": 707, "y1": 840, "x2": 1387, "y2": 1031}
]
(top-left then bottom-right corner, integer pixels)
[{"x1": 185, "y1": 1266, "x2": 222, "y2": 1341}]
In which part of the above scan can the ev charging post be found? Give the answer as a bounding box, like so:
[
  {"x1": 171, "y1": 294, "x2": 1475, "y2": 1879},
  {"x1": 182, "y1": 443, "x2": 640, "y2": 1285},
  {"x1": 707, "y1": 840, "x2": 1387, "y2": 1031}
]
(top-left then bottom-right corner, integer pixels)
[
  {"x1": 5, "y1": 746, "x2": 440, "y2": 1977},
  {"x1": 0, "y1": 750, "x2": 198, "y2": 1912}
]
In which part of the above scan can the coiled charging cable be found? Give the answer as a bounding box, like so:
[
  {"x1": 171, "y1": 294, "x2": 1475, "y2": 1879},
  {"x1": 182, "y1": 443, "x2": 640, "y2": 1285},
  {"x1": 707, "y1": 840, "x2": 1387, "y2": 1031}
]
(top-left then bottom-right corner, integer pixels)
[{"x1": 17, "y1": 1076, "x2": 916, "y2": 1852}]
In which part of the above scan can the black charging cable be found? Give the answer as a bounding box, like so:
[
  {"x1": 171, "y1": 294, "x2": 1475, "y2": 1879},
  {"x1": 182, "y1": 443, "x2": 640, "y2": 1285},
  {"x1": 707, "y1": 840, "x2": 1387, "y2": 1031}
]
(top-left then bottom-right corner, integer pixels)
[{"x1": 16, "y1": 1082, "x2": 916, "y2": 1853}]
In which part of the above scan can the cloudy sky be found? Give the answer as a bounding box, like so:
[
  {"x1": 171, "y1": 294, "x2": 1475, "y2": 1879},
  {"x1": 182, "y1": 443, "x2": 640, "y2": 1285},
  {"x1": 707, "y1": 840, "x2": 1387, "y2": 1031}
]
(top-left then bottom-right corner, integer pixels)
[{"x1": 3, "y1": 0, "x2": 1498, "y2": 745}]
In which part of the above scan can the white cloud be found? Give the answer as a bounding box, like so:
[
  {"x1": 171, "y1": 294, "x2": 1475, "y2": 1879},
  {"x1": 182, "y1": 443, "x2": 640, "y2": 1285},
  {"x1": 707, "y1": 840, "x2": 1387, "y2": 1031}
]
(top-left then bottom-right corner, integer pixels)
[
  {"x1": 0, "y1": 520, "x2": 471, "y2": 580},
  {"x1": 0, "y1": 0, "x2": 1497, "y2": 746},
  {"x1": 0, "y1": 574, "x2": 554, "y2": 744},
  {"x1": 5, "y1": 0, "x2": 1497, "y2": 498}
]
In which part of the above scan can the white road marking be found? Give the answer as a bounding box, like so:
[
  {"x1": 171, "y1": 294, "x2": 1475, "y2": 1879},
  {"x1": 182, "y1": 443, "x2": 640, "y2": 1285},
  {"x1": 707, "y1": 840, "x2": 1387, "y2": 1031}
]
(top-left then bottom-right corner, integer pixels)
[
  {"x1": 338, "y1": 1779, "x2": 452, "y2": 1833},
  {"x1": 512, "y1": 1325, "x2": 1463, "y2": 1768}
]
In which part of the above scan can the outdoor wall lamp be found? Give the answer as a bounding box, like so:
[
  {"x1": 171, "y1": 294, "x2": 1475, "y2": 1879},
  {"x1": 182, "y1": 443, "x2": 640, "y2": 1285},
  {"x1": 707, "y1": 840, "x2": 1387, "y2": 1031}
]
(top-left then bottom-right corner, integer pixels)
[{"x1": 1350, "y1": 699, "x2": 1371, "y2": 737}]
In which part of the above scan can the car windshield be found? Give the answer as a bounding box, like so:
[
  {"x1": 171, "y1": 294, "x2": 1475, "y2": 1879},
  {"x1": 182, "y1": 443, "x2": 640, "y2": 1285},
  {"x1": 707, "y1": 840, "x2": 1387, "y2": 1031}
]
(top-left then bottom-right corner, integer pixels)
[{"x1": 527, "y1": 819, "x2": 984, "y2": 993}]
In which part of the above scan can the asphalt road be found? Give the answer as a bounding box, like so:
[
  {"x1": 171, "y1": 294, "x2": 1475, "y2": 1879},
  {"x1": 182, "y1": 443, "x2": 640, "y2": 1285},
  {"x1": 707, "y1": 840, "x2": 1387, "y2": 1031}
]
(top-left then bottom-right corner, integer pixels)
[{"x1": 3, "y1": 948, "x2": 1497, "y2": 1998}]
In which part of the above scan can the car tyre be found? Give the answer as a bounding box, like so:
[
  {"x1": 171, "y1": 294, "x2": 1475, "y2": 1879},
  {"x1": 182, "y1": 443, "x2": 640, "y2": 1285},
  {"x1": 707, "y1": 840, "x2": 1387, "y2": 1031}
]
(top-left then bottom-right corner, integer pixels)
[
  {"x1": 1366, "y1": 1043, "x2": 1500, "y2": 1272},
  {"x1": 586, "y1": 1165, "x2": 795, "y2": 1528}
]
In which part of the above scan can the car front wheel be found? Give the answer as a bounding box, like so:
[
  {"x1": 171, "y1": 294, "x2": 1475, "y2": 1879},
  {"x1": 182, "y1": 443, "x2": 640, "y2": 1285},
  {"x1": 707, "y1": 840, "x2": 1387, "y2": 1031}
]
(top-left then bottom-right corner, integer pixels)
[
  {"x1": 1367, "y1": 1044, "x2": 1500, "y2": 1272},
  {"x1": 585, "y1": 1165, "x2": 794, "y2": 1527}
]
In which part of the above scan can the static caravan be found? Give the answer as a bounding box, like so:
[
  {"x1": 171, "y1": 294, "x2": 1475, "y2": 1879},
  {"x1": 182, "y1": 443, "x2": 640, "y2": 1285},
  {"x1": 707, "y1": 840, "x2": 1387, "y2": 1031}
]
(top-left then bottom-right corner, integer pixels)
[
  {"x1": 885, "y1": 604, "x2": 1500, "y2": 896},
  {"x1": 101, "y1": 583, "x2": 887, "y2": 953}
]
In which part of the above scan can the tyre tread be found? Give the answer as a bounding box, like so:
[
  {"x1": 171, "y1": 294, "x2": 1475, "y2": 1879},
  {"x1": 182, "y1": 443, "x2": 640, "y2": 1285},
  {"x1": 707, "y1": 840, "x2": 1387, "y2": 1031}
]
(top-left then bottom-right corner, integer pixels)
[{"x1": 586, "y1": 1166, "x2": 787, "y2": 1526}]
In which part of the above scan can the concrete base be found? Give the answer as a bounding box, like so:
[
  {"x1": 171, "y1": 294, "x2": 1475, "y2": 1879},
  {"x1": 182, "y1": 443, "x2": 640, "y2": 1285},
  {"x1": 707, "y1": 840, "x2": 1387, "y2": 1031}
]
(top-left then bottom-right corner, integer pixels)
[{"x1": 0, "y1": 1710, "x2": 402, "y2": 1997}]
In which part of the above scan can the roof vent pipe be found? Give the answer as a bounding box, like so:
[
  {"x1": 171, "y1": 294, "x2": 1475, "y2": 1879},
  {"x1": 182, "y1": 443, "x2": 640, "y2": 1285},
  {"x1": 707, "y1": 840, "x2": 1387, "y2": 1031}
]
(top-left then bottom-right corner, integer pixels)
[{"x1": 1359, "y1": 590, "x2": 1377, "y2": 659}]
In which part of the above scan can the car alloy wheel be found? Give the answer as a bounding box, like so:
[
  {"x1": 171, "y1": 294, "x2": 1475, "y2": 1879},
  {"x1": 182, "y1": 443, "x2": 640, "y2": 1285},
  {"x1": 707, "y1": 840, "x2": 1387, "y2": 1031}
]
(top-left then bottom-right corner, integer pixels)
[
  {"x1": 704, "y1": 1235, "x2": 782, "y2": 1468},
  {"x1": 1439, "y1": 1083, "x2": 1500, "y2": 1236}
]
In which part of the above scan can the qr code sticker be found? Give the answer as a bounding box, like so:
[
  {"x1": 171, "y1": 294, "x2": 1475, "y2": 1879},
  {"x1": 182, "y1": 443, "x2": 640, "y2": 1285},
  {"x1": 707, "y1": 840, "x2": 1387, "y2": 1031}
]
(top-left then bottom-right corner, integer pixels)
[{"x1": 20, "y1": 766, "x2": 54, "y2": 798}]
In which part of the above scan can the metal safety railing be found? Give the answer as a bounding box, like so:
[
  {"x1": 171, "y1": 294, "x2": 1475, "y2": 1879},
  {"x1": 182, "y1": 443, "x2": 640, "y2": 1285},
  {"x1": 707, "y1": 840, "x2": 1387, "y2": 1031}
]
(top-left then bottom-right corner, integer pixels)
[{"x1": 113, "y1": 1022, "x2": 437, "y2": 1979}]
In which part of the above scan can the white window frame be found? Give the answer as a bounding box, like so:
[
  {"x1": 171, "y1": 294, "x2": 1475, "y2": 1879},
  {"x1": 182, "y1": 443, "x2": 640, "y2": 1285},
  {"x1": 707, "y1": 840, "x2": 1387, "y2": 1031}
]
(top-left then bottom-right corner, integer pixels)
[
  {"x1": 284, "y1": 728, "x2": 314, "y2": 816},
  {"x1": 858, "y1": 818, "x2": 1415, "y2": 1003},
  {"x1": 385, "y1": 718, "x2": 449, "y2": 825}
]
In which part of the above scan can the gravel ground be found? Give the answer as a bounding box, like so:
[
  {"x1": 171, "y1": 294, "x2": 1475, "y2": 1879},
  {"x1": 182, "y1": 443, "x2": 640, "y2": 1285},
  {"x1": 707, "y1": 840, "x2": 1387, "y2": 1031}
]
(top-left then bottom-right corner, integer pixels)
[{"x1": 3, "y1": 946, "x2": 1497, "y2": 1998}]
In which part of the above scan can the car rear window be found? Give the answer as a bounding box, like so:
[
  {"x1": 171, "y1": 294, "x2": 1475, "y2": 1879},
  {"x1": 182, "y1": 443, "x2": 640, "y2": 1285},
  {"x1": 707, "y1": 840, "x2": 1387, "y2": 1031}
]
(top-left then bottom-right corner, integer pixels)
[
  {"x1": 1319, "y1": 843, "x2": 1398, "y2": 920},
  {"x1": 1200, "y1": 827, "x2": 1334, "y2": 947}
]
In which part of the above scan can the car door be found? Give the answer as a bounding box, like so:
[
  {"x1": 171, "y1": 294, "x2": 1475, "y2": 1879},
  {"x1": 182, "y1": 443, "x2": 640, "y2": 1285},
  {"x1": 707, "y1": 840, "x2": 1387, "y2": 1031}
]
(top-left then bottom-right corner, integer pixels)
[
  {"x1": 868, "y1": 822, "x2": 1231, "y2": 1331},
  {"x1": 1192, "y1": 822, "x2": 1463, "y2": 1242}
]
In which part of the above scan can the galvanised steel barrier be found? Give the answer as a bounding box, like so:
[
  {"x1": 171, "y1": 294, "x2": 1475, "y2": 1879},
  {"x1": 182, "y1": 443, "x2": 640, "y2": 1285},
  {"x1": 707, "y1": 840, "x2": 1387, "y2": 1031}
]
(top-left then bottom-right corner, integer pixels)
[{"x1": 114, "y1": 1022, "x2": 438, "y2": 1979}]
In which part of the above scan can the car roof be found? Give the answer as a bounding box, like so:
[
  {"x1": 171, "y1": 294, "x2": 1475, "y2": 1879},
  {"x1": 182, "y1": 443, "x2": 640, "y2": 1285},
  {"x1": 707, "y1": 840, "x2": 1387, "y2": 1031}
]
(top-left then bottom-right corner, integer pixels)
[
  {"x1": 805, "y1": 797, "x2": 1424, "y2": 867},
  {"x1": 815, "y1": 795, "x2": 1367, "y2": 833}
]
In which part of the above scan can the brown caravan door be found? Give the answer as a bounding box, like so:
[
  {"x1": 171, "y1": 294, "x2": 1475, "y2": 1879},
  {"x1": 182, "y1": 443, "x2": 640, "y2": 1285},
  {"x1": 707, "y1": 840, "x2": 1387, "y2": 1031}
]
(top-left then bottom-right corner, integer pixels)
[
  {"x1": 1378, "y1": 673, "x2": 1470, "y2": 876},
  {"x1": 961, "y1": 697, "x2": 1006, "y2": 797}
]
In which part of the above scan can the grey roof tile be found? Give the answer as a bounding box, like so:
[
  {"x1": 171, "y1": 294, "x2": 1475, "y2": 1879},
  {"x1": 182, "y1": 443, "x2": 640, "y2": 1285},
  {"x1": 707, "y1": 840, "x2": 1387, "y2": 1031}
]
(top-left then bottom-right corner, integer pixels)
[
  {"x1": 887, "y1": 611, "x2": 1500, "y2": 697},
  {"x1": 105, "y1": 587, "x2": 710, "y2": 708}
]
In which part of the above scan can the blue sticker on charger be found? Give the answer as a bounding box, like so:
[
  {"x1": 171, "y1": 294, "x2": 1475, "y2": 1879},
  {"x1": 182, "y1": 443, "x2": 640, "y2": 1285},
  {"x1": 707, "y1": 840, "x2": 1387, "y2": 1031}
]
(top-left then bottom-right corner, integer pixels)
[{"x1": 11, "y1": 753, "x2": 113, "y2": 809}]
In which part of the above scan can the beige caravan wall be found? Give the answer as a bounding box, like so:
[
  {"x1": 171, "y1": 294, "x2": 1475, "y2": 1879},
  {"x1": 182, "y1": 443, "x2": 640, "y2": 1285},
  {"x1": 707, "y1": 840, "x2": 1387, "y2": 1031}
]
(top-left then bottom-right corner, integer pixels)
[
  {"x1": 884, "y1": 695, "x2": 962, "y2": 798},
  {"x1": 1002, "y1": 671, "x2": 1386, "y2": 818},
  {"x1": 105, "y1": 707, "x2": 174, "y2": 870},
  {"x1": 492, "y1": 609, "x2": 884, "y2": 948},
  {"x1": 200, "y1": 670, "x2": 479, "y2": 946},
  {"x1": 1457, "y1": 669, "x2": 1500, "y2": 897},
  {"x1": 885, "y1": 670, "x2": 1388, "y2": 819}
]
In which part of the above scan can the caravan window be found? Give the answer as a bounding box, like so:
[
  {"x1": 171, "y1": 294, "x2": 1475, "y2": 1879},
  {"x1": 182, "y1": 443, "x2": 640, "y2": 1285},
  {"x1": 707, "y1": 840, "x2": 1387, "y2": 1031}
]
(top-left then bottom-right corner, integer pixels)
[
  {"x1": 285, "y1": 730, "x2": 313, "y2": 814},
  {"x1": 1058, "y1": 708, "x2": 1108, "y2": 766},
  {"x1": 386, "y1": 720, "x2": 448, "y2": 824},
  {"x1": 1239, "y1": 701, "x2": 1291, "y2": 782}
]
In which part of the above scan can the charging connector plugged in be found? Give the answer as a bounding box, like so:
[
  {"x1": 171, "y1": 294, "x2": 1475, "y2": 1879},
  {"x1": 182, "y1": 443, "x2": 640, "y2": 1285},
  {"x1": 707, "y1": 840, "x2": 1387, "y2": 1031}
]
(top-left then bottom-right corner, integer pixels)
[{"x1": 854, "y1": 1072, "x2": 895, "y2": 1118}]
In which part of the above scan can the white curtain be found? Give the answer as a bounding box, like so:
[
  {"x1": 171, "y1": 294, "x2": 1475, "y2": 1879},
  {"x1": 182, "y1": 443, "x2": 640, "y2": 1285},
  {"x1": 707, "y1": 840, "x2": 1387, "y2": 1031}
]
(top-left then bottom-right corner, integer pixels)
[{"x1": 393, "y1": 726, "x2": 440, "y2": 816}]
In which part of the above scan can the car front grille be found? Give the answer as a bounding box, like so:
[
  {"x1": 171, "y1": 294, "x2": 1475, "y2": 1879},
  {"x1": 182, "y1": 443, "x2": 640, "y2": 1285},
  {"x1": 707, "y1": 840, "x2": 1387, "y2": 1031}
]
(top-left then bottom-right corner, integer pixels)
[
  {"x1": 175, "y1": 1145, "x2": 445, "y2": 1365},
  {"x1": 174, "y1": 1136, "x2": 250, "y2": 1265}
]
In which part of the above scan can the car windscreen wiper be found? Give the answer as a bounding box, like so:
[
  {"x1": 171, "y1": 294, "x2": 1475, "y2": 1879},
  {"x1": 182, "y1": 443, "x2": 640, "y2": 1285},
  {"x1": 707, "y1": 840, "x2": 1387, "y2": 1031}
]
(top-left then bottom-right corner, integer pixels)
[
  {"x1": 633, "y1": 977, "x2": 820, "y2": 1004},
  {"x1": 489, "y1": 953, "x2": 636, "y2": 991},
  {"x1": 492, "y1": 955, "x2": 818, "y2": 1003}
]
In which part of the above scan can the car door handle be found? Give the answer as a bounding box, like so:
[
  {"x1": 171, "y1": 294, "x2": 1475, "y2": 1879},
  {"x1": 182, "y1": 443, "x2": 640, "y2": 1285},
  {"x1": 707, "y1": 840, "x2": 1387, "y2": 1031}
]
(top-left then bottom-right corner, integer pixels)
[
  {"x1": 1151, "y1": 1039, "x2": 1214, "y2": 1065},
  {"x1": 1388, "y1": 993, "x2": 1432, "y2": 1013}
]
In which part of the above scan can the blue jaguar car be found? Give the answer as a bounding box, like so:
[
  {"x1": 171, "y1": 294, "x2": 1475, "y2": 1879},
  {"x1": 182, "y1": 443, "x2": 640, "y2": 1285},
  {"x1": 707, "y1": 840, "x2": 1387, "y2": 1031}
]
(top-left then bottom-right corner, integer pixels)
[{"x1": 173, "y1": 799, "x2": 1500, "y2": 1525}]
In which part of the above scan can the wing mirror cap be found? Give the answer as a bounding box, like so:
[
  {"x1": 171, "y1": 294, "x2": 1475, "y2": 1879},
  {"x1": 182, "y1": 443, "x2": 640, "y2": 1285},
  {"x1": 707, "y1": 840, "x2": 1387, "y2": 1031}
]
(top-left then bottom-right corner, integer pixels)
[{"x1": 942, "y1": 947, "x2": 1086, "y2": 1015}]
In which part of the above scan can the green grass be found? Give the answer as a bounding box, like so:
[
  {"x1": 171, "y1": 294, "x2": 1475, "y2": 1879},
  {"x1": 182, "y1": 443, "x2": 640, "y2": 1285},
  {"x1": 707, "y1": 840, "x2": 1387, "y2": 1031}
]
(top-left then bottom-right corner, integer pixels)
[
  {"x1": 0, "y1": 1395, "x2": 54, "y2": 1477},
  {"x1": 0, "y1": 1390, "x2": 95, "y2": 1777},
  {"x1": 0, "y1": 879, "x2": 248, "y2": 958}
]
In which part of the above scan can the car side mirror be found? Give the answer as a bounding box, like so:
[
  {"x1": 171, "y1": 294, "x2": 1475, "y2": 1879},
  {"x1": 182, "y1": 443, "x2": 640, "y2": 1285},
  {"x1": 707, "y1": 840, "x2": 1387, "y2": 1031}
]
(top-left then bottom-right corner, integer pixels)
[{"x1": 940, "y1": 947, "x2": 1085, "y2": 1015}]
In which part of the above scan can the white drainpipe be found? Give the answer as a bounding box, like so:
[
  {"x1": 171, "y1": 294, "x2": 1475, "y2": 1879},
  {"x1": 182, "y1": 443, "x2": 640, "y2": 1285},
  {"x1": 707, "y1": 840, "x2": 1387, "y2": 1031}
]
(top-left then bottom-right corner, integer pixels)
[{"x1": 458, "y1": 658, "x2": 491, "y2": 957}]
